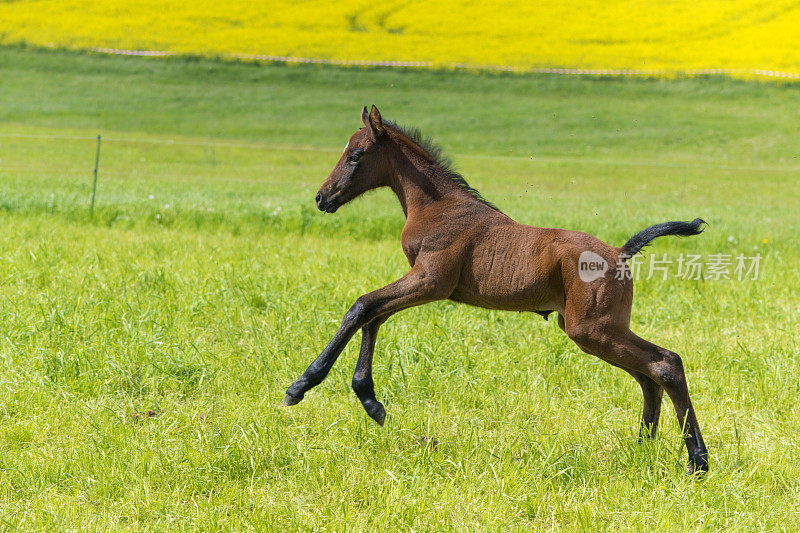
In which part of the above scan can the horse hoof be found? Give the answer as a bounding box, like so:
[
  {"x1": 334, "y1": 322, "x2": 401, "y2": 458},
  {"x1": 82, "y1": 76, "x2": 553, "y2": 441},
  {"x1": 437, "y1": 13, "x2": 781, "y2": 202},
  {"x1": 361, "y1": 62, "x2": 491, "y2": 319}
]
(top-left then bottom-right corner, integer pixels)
[
  {"x1": 282, "y1": 393, "x2": 303, "y2": 407},
  {"x1": 687, "y1": 452, "x2": 709, "y2": 476},
  {"x1": 637, "y1": 434, "x2": 656, "y2": 444},
  {"x1": 367, "y1": 404, "x2": 386, "y2": 426}
]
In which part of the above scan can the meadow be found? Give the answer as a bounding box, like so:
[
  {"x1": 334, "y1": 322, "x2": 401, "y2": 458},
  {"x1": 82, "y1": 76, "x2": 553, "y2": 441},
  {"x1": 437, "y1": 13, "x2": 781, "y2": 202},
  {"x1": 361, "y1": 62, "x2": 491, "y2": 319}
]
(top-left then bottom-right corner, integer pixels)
[
  {"x1": 1, "y1": 47, "x2": 800, "y2": 529},
  {"x1": 1, "y1": 1, "x2": 800, "y2": 78}
]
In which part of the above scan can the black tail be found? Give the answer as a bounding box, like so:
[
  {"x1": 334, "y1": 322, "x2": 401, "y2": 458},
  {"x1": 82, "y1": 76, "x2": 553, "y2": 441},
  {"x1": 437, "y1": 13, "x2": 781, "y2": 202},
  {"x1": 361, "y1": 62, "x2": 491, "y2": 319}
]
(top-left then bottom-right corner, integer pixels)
[{"x1": 621, "y1": 218, "x2": 707, "y2": 260}]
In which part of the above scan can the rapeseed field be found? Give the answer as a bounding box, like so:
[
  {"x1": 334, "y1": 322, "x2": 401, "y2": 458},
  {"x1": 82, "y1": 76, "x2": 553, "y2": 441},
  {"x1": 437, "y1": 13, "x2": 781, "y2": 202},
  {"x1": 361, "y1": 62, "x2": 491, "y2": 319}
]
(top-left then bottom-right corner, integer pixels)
[
  {"x1": 2, "y1": 48, "x2": 800, "y2": 529},
  {"x1": 1, "y1": 0, "x2": 799, "y2": 79}
]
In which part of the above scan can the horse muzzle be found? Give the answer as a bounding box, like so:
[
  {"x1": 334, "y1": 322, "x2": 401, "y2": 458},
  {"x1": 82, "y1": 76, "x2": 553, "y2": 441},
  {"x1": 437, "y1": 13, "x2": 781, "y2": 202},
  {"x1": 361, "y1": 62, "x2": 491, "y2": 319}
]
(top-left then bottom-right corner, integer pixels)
[{"x1": 315, "y1": 190, "x2": 341, "y2": 213}]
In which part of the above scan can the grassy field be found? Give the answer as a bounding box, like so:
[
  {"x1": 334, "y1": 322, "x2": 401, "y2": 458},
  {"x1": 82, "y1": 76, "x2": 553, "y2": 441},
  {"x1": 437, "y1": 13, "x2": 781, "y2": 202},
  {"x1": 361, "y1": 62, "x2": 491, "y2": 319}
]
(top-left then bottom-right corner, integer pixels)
[
  {"x1": 1, "y1": 47, "x2": 800, "y2": 530},
  {"x1": 2, "y1": 1, "x2": 800, "y2": 78}
]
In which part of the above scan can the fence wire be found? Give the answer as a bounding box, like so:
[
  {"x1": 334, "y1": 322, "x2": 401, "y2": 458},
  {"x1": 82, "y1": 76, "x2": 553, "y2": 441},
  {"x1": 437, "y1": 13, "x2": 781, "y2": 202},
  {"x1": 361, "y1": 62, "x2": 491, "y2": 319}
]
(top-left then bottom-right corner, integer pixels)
[{"x1": 2, "y1": 131, "x2": 797, "y2": 176}]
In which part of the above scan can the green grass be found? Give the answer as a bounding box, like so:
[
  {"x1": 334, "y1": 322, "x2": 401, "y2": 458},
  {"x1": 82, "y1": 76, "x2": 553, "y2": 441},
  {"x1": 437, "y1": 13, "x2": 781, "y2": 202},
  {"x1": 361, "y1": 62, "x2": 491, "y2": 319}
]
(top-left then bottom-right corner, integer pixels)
[{"x1": 1, "y1": 46, "x2": 799, "y2": 530}]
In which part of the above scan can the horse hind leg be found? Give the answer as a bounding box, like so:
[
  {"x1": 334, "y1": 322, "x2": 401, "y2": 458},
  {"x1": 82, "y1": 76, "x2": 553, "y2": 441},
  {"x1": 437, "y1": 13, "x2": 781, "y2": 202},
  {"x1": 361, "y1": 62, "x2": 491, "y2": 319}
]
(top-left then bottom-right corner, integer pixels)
[
  {"x1": 557, "y1": 314, "x2": 663, "y2": 440},
  {"x1": 644, "y1": 341, "x2": 709, "y2": 474},
  {"x1": 631, "y1": 371, "x2": 663, "y2": 440},
  {"x1": 605, "y1": 333, "x2": 707, "y2": 474},
  {"x1": 562, "y1": 317, "x2": 709, "y2": 474}
]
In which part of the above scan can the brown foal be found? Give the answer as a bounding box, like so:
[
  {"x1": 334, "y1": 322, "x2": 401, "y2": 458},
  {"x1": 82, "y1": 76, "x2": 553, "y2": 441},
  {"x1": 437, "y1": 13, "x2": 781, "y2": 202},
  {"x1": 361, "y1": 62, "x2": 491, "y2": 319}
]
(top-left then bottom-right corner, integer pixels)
[{"x1": 283, "y1": 106, "x2": 709, "y2": 474}]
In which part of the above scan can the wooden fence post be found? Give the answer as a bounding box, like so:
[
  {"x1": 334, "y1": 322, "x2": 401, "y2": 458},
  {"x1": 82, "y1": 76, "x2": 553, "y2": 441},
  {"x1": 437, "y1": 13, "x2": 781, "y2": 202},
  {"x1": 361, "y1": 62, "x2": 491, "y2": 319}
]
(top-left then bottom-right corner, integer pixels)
[{"x1": 90, "y1": 134, "x2": 102, "y2": 215}]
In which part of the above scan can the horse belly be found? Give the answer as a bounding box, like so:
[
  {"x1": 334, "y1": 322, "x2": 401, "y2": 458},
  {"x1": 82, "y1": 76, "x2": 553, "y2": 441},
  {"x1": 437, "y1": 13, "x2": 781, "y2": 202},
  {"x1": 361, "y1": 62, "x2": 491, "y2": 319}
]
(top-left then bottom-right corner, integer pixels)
[
  {"x1": 450, "y1": 287, "x2": 562, "y2": 311},
  {"x1": 450, "y1": 254, "x2": 560, "y2": 312}
]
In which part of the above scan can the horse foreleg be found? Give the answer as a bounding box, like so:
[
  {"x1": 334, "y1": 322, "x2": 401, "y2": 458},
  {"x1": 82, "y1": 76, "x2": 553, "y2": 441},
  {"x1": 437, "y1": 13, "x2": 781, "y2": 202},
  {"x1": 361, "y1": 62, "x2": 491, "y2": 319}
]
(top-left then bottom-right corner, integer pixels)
[
  {"x1": 352, "y1": 314, "x2": 394, "y2": 425},
  {"x1": 283, "y1": 265, "x2": 446, "y2": 408}
]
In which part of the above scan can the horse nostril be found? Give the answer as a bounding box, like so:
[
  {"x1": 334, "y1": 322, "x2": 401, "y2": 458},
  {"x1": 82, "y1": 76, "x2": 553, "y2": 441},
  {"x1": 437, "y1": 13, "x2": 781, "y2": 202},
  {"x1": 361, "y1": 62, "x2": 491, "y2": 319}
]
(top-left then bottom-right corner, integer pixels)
[{"x1": 315, "y1": 191, "x2": 323, "y2": 207}]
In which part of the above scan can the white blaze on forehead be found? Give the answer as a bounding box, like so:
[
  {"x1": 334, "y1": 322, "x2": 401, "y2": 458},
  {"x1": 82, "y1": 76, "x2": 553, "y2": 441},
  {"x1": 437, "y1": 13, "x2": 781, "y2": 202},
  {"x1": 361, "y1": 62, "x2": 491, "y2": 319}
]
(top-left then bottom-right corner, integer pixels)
[{"x1": 343, "y1": 141, "x2": 350, "y2": 153}]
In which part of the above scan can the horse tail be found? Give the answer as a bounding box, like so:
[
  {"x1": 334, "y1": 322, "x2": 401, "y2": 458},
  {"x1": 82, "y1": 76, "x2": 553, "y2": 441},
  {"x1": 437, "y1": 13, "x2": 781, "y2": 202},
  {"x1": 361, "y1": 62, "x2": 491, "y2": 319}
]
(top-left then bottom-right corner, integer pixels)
[{"x1": 620, "y1": 218, "x2": 706, "y2": 261}]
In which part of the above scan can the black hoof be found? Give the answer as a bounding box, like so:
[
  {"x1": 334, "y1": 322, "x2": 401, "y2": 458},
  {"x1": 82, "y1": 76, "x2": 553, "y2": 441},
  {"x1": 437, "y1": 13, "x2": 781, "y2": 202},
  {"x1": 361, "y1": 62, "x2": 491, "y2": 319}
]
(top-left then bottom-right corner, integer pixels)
[
  {"x1": 637, "y1": 433, "x2": 656, "y2": 444},
  {"x1": 281, "y1": 392, "x2": 303, "y2": 407},
  {"x1": 637, "y1": 422, "x2": 657, "y2": 442},
  {"x1": 688, "y1": 451, "x2": 709, "y2": 476},
  {"x1": 366, "y1": 403, "x2": 386, "y2": 426}
]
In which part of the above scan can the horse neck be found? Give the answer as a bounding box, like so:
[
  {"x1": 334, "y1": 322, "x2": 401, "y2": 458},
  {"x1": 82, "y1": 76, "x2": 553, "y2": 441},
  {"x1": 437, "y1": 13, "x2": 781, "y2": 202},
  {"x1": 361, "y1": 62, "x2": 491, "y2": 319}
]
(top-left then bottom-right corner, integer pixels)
[{"x1": 385, "y1": 143, "x2": 464, "y2": 218}]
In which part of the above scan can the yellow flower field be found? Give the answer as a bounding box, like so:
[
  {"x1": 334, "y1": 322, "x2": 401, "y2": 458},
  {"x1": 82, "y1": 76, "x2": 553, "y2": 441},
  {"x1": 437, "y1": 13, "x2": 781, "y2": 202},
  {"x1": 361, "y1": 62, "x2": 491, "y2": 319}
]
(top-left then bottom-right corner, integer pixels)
[{"x1": 1, "y1": 1, "x2": 799, "y2": 79}]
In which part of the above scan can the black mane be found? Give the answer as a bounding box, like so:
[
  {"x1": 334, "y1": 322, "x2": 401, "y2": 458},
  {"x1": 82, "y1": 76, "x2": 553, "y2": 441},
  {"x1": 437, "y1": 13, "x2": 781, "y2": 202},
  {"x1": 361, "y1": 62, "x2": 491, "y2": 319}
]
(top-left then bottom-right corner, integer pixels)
[{"x1": 385, "y1": 121, "x2": 499, "y2": 211}]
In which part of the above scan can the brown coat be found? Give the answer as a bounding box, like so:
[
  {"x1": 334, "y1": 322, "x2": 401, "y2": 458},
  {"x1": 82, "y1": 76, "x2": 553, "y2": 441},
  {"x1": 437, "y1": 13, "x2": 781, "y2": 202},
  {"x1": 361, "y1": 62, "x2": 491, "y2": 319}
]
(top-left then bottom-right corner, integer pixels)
[{"x1": 285, "y1": 106, "x2": 709, "y2": 474}]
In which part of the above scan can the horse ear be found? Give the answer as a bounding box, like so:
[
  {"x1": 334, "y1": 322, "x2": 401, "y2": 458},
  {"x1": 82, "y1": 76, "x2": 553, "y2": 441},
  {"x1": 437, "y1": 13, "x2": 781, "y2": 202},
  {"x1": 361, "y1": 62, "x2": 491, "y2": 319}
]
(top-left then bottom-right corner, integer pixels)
[
  {"x1": 369, "y1": 105, "x2": 384, "y2": 133},
  {"x1": 361, "y1": 106, "x2": 370, "y2": 127},
  {"x1": 362, "y1": 105, "x2": 385, "y2": 139}
]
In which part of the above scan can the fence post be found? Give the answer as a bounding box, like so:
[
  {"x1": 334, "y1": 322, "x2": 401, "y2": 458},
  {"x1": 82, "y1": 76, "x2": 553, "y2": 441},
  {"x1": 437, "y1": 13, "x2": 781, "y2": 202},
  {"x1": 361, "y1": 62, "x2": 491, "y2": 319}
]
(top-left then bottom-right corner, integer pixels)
[{"x1": 90, "y1": 134, "x2": 102, "y2": 215}]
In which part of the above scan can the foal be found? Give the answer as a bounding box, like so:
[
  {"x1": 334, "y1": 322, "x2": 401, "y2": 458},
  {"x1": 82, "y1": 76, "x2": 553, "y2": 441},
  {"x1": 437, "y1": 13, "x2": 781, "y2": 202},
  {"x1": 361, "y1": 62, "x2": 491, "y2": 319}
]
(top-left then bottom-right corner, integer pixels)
[{"x1": 284, "y1": 106, "x2": 709, "y2": 474}]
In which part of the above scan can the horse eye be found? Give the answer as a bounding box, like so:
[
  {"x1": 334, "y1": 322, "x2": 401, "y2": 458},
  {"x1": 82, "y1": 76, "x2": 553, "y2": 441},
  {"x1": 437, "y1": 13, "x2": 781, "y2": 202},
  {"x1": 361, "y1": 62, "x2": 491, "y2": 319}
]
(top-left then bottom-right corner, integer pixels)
[{"x1": 348, "y1": 151, "x2": 363, "y2": 162}]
